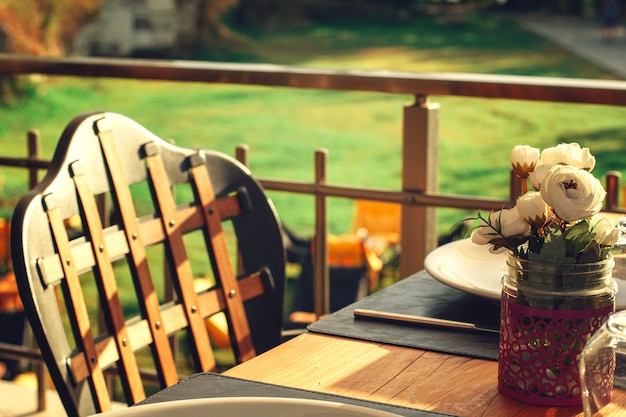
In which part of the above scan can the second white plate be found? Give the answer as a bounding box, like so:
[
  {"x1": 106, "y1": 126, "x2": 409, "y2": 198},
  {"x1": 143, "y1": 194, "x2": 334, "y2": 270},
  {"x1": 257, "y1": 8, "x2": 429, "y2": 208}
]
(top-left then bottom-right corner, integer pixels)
[
  {"x1": 92, "y1": 397, "x2": 403, "y2": 417},
  {"x1": 424, "y1": 238, "x2": 626, "y2": 309}
]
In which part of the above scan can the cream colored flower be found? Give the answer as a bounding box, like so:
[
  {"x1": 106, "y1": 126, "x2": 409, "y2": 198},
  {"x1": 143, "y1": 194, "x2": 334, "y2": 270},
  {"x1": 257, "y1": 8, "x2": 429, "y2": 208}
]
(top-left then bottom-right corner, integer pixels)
[
  {"x1": 528, "y1": 163, "x2": 551, "y2": 190},
  {"x1": 540, "y1": 165, "x2": 605, "y2": 222},
  {"x1": 541, "y1": 143, "x2": 596, "y2": 171},
  {"x1": 471, "y1": 207, "x2": 531, "y2": 246},
  {"x1": 530, "y1": 143, "x2": 596, "y2": 190},
  {"x1": 590, "y1": 215, "x2": 621, "y2": 247},
  {"x1": 515, "y1": 191, "x2": 549, "y2": 228},
  {"x1": 510, "y1": 145, "x2": 540, "y2": 178}
]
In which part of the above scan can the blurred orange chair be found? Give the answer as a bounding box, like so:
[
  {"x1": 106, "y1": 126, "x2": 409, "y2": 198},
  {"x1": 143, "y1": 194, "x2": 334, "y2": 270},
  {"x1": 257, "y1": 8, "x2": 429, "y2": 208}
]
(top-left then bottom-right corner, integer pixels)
[
  {"x1": 287, "y1": 232, "x2": 367, "y2": 324},
  {"x1": 350, "y1": 200, "x2": 401, "y2": 291},
  {"x1": 286, "y1": 200, "x2": 401, "y2": 324},
  {"x1": 328, "y1": 234, "x2": 366, "y2": 269}
]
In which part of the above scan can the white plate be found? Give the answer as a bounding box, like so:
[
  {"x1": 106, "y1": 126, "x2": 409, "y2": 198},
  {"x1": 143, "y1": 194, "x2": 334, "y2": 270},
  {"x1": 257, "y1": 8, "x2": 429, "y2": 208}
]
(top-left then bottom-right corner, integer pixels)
[
  {"x1": 424, "y1": 238, "x2": 626, "y2": 309},
  {"x1": 95, "y1": 397, "x2": 402, "y2": 417}
]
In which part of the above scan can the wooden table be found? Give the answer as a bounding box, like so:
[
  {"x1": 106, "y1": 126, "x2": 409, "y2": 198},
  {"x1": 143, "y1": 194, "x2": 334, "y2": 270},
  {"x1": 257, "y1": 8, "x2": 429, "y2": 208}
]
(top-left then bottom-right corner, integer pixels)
[{"x1": 223, "y1": 327, "x2": 626, "y2": 417}]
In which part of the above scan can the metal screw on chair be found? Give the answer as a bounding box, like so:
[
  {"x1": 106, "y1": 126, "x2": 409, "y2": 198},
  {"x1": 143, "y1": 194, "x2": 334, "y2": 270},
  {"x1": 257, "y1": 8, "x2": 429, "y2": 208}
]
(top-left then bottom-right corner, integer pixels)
[{"x1": 229, "y1": 289, "x2": 237, "y2": 298}]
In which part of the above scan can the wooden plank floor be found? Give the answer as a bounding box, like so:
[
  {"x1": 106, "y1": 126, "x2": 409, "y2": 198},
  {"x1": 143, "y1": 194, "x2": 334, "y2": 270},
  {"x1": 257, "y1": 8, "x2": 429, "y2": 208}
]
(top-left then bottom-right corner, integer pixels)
[
  {"x1": 0, "y1": 377, "x2": 66, "y2": 417},
  {"x1": 0, "y1": 374, "x2": 128, "y2": 417}
]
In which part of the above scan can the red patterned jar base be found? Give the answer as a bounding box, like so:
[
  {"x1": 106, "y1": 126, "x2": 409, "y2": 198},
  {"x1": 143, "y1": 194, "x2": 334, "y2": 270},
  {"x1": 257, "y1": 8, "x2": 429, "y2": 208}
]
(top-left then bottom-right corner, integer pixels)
[{"x1": 498, "y1": 298, "x2": 613, "y2": 406}]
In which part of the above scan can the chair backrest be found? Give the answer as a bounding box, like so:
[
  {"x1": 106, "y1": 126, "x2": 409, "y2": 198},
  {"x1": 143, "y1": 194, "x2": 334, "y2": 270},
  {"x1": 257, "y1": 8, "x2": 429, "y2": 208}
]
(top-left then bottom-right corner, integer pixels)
[
  {"x1": 351, "y1": 200, "x2": 401, "y2": 242},
  {"x1": 11, "y1": 112, "x2": 285, "y2": 417}
]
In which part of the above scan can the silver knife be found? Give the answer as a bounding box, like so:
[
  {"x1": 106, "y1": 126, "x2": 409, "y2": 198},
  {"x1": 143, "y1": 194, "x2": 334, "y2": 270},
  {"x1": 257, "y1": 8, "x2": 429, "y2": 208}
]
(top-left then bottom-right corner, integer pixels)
[{"x1": 353, "y1": 308, "x2": 499, "y2": 334}]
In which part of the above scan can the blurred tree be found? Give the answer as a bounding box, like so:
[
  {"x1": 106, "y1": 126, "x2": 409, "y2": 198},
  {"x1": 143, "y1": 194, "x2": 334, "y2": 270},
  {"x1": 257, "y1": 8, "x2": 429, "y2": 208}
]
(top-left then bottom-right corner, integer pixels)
[
  {"x1": 0, "y1": 0, "x2": 103, "y2": 55},
  {"x1": 198, "y1": 0, "x2": 241, "y2": 42},
  {"x1": 0, "y1": 0, "x2": 103, "y2": 103}
]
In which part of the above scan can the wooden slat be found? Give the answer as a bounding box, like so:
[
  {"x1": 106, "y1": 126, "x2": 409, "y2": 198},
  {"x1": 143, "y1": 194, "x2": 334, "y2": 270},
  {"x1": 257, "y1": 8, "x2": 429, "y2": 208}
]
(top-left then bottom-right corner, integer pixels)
[
  {"x1": 43, "y1": 196, "x2": 112, "y2": 413},
  {"x1": 69, "y1": 271, "x2": 265, "y2": 382},
  {"x1": 71, "y1": 162, "x2": 146, "y2": 403},
  {"x1": 38, "y1": 195, "x2": 244, "y2": 287},
  {"x1": 188, "y1": 153, "x2": 256, "y2": 362},
  {"x1": 143, "y1": 142, "x2": 217, "y2": 373},
  {"x1": 95, "y1": 117, "x2": 179, "y2": 388}
]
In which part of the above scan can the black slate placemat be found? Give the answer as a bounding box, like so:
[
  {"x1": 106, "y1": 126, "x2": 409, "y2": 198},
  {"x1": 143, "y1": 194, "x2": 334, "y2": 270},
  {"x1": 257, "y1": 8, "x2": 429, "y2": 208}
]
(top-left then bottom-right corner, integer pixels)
[
  {"x1": 138, "y1": 372, "x2": 456, "y2": 417},
  {"x1": 307, "y1": 270, "x2": 501, "y2": 360}
]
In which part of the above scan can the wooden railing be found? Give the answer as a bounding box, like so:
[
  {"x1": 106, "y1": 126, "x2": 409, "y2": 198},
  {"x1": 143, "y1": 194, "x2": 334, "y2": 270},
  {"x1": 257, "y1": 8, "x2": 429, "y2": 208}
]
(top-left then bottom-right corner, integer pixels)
[{"x1": 3, "y1": 54, "x2": 626, "y2": 316}]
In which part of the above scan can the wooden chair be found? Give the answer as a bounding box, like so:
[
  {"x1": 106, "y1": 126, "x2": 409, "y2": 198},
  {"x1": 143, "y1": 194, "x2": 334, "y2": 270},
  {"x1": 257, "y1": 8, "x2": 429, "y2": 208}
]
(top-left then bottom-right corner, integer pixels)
[{"x1": 10, "y1": 112, "x2": 286, "y2": 417}]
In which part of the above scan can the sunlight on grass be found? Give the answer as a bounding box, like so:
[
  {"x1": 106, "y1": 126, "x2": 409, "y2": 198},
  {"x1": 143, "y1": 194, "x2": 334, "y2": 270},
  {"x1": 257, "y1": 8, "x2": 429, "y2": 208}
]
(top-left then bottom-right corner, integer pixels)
[{"x1": 1, "y1": 13, "x2": 626, "y2": 237}]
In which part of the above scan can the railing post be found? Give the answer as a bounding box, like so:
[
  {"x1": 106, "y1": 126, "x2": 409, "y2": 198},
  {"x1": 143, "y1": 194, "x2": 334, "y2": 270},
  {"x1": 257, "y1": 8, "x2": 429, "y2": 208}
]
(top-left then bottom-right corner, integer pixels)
[
  {"x1": 236, "y1": 144, "x2": 249, "y2": 167},
  {"x1": 27, "y1": 129, "x2": 39, "y2": 189},
  {"x1": 401, "y1": 95, "x2": 439, "y2": 278},
  {"x1": 510, "y1": 170, "x2": 523, "y2": 201},
  {"x1": 605, "y1": 171, "x2": 621, "y2": 210},
  {"x1": 314, "y1": 149, "x2": 329, "y2": 316}
]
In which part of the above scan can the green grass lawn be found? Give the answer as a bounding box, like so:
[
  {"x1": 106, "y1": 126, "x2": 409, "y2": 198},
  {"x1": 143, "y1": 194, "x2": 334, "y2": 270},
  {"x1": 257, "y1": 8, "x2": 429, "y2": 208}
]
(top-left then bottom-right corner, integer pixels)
[{"x1": 1, "y1": 12, "x2": 625, "y2": 240}]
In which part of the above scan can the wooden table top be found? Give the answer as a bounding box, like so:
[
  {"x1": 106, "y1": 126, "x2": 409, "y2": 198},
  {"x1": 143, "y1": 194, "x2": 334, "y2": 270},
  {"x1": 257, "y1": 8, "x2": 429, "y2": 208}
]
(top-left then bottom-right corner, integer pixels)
[{"x1": 223, "y1": 331, "x2": 626, "y2": 417}]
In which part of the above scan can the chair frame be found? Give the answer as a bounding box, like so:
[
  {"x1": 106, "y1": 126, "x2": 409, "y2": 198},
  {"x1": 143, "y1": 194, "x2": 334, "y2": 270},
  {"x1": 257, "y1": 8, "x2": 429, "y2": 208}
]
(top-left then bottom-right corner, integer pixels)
[{"x1": 11, "y1": 112, "x2": 285, "y2": 417}]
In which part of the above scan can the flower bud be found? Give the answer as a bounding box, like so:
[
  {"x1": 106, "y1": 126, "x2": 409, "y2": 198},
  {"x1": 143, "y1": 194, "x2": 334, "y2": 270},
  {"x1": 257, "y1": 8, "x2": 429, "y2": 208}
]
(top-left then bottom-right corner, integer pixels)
[
  {"x1": 471, "y1": 207, "x2": 531, "y2": 246},
  {"x1": 590, "y1": 215, "x2": 621, "y2": 247},
  {"x1": 515, "y1": 191, "x2": 549, "y2": 228},
  {"x1": 510, "y1": 145, "x2": 540, "y2": 178},
  {"x1": 528, "y1": 164, "x2": 551, "y2": 191}
]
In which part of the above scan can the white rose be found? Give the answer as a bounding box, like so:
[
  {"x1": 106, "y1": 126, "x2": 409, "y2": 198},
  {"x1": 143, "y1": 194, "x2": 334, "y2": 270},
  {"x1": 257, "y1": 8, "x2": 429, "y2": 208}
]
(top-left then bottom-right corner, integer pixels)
[
  {"x1": 528, "y1": 163, "x2": 551, "y2": 190},
  {"x1": 590, "y1": 215, "x2": 620, "y2": 247},
  {"x1": 471, "y1": 207, "x2": 531, "y2": 246},
  {"x1": 515, "y1": 191, "x2": 549, "y2": 228},
  {"x1": 530, "y1": 143, "x2": 596, "y2": 191},
  {"x1": 510, "y1": 145, "x2": 540, "y2": 178},
  {"x1": 540, "y1": 165, "x2": 605, "y2": 222},
  {"x1": 541, "y1": 143, "x2": 596, "y2": 171},
  {"x1": 569, "y1": 146, "x2": 596, "y2": 171}
]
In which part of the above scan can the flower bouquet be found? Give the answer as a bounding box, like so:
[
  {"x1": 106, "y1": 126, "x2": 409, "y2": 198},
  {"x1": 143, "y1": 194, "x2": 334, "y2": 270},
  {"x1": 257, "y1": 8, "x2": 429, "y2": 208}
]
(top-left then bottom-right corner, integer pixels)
[
  {"x1": 470, "y1": 142, "x2": 620, "y2": 264},
  {"x1": 468, "y1": 143, "x2": 621, "y2": 406}
]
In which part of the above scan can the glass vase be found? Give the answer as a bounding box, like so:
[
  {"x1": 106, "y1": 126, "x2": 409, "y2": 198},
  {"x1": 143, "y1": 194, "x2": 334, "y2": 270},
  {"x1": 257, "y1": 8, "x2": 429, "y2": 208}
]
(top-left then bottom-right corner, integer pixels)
[{"x1": 498, "y1": 252, "x2": 617, "y2": 406}]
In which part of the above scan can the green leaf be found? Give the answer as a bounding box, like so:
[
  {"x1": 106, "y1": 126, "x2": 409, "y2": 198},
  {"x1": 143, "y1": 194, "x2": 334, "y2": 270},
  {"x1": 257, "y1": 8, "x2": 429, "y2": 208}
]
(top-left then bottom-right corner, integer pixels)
[
  {"x1": 529, "y1": 234, "x2": 574, "y2": 264},
  {"x1": 563, "y1": 220, "x2": 600, "y2": 260}
]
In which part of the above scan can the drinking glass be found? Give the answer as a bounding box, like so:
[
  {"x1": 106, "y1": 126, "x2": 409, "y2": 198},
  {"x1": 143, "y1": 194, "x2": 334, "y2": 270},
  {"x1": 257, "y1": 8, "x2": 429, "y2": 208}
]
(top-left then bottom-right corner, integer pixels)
[{"x1": 580, "y1": 310, "x2": 626, "y2": 416}]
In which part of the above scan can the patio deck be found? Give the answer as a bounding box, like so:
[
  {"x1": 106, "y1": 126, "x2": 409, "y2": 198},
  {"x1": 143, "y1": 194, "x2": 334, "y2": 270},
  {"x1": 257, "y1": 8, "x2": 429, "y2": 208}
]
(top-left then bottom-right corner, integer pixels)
[
  {"x1": 0, "y1": 374, "x2": 128, "y2": 417},
  {"x1": 0, "y1": 12, "x2": 625, "y2": 417},
  {"x1": 0, "y1": 377, "x2": 65, "y2": 417}
]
